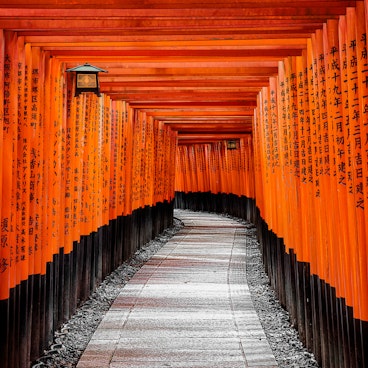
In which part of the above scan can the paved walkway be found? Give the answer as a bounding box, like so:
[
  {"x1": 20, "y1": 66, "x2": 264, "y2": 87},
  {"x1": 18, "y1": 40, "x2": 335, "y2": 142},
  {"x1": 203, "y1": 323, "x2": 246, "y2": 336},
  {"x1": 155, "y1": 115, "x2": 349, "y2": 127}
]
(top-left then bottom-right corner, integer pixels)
[{"x1": 76, "y1": 210, "x2": 278, "y2": 368}]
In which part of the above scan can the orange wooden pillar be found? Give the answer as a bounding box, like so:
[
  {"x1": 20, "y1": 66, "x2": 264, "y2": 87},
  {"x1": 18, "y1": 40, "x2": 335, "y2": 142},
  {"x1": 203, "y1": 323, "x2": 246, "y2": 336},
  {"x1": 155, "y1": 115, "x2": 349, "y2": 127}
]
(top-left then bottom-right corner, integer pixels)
[
  {"x1": 275, "y1": 60, "x2": 289, "y2": 249},
  {"x1": 109, "y1": 100, "x2": 119, "y2": 220},
  {"x1": 245, "y1": 136, "x2": 255, "y2": 200},
  {"x1": 80, "y1": 93, "x2": 92, "y2": 237},
  {"x1": 131, "y1": 110, "x2": 142, "y2": 211},
  {"x1": 254, "y1": 96, "x2": 263, "y2": 214},
  {"x1": 116, "y1": 101, "x2": 124, "y2": 216},
  {"x1": 0, "y1": 31, "x2": 18, "y2": 304},
  {"x1": 124, "y1": 104, "x2": 134, "y2": 217},
  {"x1": 165, "y1": 125, "x2": 176, "y2": 205},
  {"x1": 323, "y1": 19, "x2": 344, "y2": 305},
  {"x1": 0, "y1": 27, "x2": 6, "y2": 366},
  {"x1": 325, "y1": 17, "x2": 351, "y2": 312},
  {"x1": 27, "y1": 45, "x2": 45, "y2": 359},
  {"x1": 65, "y1": 83, "x2": 83, "y2": 248},
  {"x1": 14, "y1": 34, "x2": 30, "y2": 367},
  {"x1": 145, "y1": 116, "x2": 155, "y2": 208},
  {"x1": 353, "y1": 1, "x2": 368, "y2": 324},
  {"x1": 0, "y1": 30, "x2": 19, "y2": 368},
  {"x1": 259, "y1": 86, "x2": 274, "y2": 232},
  {"x1": 340, "y1": 8, "x2": 367, "y2": 323},
  {"x1": 176, "y1": 145, "x2": 188, "y2": 195},
  {"x1": 154, "y1": 121, "x2": 164, "y2": 205},
  {"x1": 342, "y1": 9, "x2": 361, "y2": 322}
]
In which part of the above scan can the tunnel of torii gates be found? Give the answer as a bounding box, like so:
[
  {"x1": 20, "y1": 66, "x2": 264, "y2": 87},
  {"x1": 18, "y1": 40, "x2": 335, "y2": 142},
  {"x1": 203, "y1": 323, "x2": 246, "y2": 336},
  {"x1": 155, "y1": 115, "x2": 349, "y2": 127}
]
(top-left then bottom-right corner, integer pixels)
[{"x1": 0, "y1": 0, "x2": 368, "y2": 367}]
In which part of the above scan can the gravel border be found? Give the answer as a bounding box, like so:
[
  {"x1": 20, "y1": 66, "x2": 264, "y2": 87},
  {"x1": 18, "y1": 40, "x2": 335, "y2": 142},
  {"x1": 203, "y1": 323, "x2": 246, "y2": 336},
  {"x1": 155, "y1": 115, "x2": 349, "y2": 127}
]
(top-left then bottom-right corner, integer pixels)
[
  {"x1": 32, "y1": 213, "x2": 319, "y2": 368},
  {"x1": 242, "y1": 220, "x2": 319, "y2": 368}
]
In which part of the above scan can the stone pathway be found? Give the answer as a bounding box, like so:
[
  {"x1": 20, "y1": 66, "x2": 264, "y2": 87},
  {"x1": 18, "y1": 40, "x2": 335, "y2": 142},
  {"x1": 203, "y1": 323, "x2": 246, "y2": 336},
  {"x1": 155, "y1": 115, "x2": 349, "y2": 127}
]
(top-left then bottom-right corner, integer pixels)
[{"x1": 76, "y1": 210, "x2": 278, "y2": 368}]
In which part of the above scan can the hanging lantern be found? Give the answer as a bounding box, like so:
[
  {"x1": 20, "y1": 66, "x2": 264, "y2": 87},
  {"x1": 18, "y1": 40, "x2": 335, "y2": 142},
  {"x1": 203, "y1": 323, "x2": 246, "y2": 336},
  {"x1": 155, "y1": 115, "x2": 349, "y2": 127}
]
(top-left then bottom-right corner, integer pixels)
[
  {"x1": 226, "y1": 139, "x2": 238, "y2": 150},
  {"x1": 66, "y1": 63, "x2": 107, "y2": 97}
]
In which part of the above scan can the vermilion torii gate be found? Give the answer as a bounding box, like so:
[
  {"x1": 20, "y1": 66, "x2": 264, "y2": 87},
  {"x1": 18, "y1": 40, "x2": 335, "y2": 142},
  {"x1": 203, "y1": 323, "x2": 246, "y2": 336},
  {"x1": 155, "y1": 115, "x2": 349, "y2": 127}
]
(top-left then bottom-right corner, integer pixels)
[{"x1": 0, "y1": 1, "x2": 368, "y2": 367}]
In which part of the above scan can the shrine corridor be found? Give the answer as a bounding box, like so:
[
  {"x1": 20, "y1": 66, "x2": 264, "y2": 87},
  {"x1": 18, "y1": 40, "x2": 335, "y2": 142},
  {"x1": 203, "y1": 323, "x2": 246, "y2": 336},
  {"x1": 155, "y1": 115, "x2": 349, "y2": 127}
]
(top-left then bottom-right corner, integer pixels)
[{"x1": 1, "y1": 1, "x2": 368, "y2": 368}]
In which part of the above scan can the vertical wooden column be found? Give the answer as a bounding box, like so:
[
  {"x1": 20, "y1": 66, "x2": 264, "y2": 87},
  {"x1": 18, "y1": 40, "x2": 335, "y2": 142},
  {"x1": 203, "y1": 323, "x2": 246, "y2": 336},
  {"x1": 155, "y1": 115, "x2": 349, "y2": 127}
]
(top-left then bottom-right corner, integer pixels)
[
  {"x1": 27, "y1": 45, "x2": 44, "y2": 360},
  {"x1": 346, "y1": 6, "x2": 368, "y2": 367},
  {"x1": 2, "y1": 32, "x2": 21, "y2": 368},
  {"x1": 0, "y1": 30, "x2": 17, "y2": 368},
  {"x1": 353, "y1": 1, "x2": 368, "y2": 325},
  {"x1": 124, "y1": 103, "x2": 134, "y2": 217},
  {"x1": 324, "y1": 18, "x2": 352, "y2": 368}
]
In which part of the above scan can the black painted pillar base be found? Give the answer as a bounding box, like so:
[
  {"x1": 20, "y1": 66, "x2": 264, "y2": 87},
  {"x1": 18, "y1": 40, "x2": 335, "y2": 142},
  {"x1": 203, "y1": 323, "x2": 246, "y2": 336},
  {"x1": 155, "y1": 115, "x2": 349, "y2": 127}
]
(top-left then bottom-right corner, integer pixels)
[{"x1": 174, "y1": 191, "x2": 256, "y2": 223}]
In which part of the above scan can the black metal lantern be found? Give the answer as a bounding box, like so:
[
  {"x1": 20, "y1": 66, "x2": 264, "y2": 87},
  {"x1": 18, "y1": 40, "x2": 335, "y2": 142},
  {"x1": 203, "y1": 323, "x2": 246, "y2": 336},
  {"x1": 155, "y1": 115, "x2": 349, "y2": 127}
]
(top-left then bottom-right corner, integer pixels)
[
  {"x1": 66, "y1": 63, "x2": 107, "y2": 97},
  {"x1": 226, "y1": 140, "x2": 238, "y2": 150}
]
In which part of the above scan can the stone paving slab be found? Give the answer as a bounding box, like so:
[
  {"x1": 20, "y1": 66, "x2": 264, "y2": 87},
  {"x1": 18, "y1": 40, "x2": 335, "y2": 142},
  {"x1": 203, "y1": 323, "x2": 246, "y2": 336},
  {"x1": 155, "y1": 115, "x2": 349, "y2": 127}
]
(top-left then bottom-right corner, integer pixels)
[{"x1": 77, "y1": 210, "x2": 278, "y2": 368}]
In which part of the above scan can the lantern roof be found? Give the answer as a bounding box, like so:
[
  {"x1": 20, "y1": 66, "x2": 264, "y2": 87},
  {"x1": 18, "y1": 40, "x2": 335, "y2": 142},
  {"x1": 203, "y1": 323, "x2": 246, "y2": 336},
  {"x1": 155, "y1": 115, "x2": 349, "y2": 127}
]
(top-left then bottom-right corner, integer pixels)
[{"x1": 66, "y1": 63, "x2": 107, "y2": 73}]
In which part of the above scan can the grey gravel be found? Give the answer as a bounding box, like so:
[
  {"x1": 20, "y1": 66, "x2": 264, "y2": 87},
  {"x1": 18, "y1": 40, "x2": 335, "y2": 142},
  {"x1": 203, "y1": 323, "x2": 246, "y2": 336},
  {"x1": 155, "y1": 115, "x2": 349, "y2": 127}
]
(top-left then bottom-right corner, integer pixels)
[
  {"x1": 32, "y1": 213, "x2": 319, "y2": 368},
  {"x1": 242, "y1": 221, "x2": 319, "y2": 368}
]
